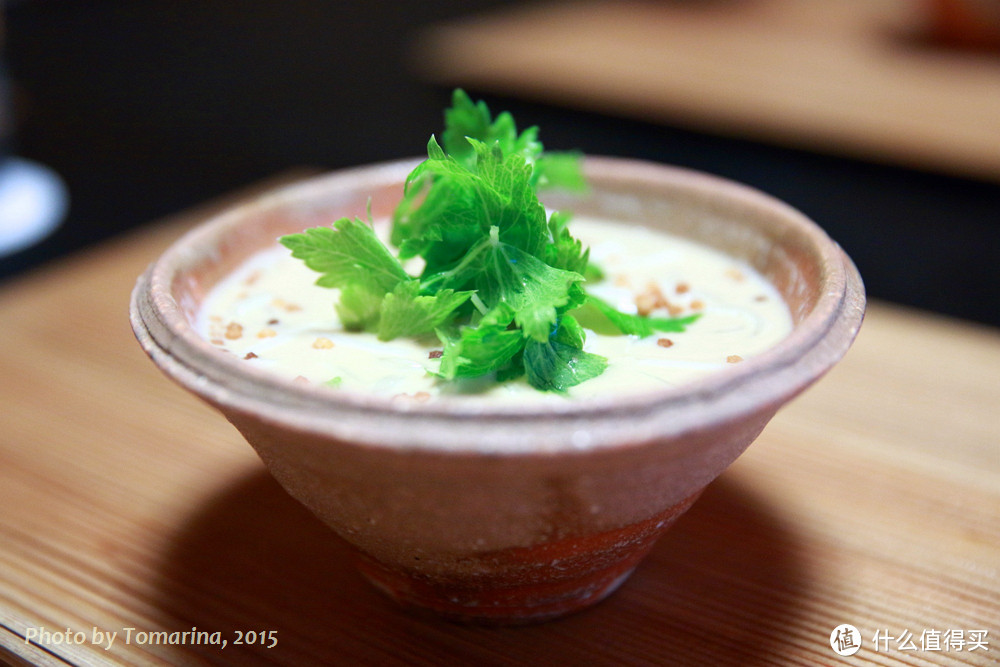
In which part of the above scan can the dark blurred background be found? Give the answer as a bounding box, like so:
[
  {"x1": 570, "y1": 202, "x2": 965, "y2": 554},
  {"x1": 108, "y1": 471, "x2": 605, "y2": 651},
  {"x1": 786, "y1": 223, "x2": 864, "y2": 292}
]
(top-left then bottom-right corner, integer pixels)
[{"x1": 2, "y1": 1, "x2": 998, "y2": 326}]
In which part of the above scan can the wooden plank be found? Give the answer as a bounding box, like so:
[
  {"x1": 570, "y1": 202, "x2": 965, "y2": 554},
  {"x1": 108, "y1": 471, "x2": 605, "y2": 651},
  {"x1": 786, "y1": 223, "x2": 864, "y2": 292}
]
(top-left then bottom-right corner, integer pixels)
[
  {"x1": 414, "y1": 0, "x2": 1000, "y2": 183},
  {"x1": 0, "y1": 177, "x2": 997, "y2": 664}
]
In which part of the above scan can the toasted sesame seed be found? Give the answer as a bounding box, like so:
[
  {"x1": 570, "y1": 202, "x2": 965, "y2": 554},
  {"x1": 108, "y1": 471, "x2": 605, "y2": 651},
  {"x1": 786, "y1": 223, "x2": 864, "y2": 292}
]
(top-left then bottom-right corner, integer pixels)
[
  {"x1": 657, "y1": 338, "x2": 674, "y2": 348},
  {"x1": 726, "y1": 268, "x2": 746, "y2": 282},
  {"x1": 393, "y1": 391, "x2": 432, "y2": 403},
  {"x1": 313, "y1": 337, "x2": 334, "y2": 349},
  {"x1": 272, "y1": 298, "x2": 303, "y2": 312},
  {"x1": 635, "y1": 292, "x2": 658, "y2": 317},
  {"x1": 727, "y1": 355, "x2": 744, "y2": 363},
  {"x1": 224, "y1": 322, "x2": 243, "y2": 340},
  {"x1": 635, "y1": 281, "x2": 669, "y2": 316},
  {"x1": 257, "y1": 328, "x2": 277, "y2": 338}
]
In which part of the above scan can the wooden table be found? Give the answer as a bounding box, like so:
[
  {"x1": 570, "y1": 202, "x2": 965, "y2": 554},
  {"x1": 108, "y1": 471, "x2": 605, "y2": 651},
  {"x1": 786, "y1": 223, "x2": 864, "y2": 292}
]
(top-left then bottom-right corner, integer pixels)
[
  {"x1": 414, "y1": 0, "x2": 1000, "y2": 184},
  {"x1": 1, "y1": 177, "x2": 998, "y2": 666}
]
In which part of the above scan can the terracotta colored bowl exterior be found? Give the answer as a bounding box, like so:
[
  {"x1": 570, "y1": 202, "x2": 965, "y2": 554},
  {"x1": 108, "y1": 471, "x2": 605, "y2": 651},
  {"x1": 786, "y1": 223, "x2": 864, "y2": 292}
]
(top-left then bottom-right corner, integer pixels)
[{"x1": 130, "y1": 157, "x2": 865, "y2": 624}]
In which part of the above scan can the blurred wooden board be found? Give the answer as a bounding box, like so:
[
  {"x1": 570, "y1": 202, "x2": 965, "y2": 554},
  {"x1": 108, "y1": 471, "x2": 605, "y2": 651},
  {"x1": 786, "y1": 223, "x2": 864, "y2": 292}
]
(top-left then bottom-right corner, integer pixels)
[
  {"x1": 0, "y1": 175, "x2": 998, "y2": 665},
  {"x1": 414, "y1": 0, "x2": 1000, "y2": 183}
]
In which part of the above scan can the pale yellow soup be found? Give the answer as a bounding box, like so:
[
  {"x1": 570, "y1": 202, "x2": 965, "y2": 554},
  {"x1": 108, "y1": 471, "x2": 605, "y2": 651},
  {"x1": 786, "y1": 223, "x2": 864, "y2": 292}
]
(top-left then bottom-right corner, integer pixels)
[{"x1": 197, "y1": 216, "x2": 793, "y2": 404}]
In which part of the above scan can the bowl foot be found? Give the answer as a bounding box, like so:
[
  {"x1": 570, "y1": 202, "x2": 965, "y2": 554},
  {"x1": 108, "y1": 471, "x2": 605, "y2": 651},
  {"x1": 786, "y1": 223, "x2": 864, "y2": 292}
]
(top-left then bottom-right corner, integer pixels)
[{"x1": 353, "y1": 490, "x2": 702, "y2": 625}]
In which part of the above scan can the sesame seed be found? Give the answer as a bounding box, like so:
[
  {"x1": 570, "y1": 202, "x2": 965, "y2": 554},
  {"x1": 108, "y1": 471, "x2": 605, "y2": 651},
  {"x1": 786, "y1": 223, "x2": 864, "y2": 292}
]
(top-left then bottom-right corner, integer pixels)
[
  {"x1": 635, "y1": 281, "x2": 669, "y2": 316},
  {"x1": 726, "y1": 268, "x2": 746, "y2": 282},
  {"x1": 272, "y1": 298, "x2": 303, "y2": 312},
  {"x1": 224, "y1": 322, "x2": 243, "y2": 340},
  {"x1": 392, "y1": 391, "x2": 432, "y2": 404}
]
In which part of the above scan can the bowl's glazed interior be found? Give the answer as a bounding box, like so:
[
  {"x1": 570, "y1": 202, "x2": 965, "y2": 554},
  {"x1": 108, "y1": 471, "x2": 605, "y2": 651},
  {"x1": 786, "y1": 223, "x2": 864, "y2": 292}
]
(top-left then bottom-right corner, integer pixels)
[{"x1": 131, "y1": 157, "x2": 864, "y2": 623}]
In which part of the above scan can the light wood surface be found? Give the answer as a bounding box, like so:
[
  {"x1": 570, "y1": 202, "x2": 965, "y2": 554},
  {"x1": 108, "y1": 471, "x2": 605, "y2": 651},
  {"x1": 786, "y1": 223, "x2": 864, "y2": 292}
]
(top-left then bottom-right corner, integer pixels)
[
  {"x1": 414, "y1": 0, "x2": 1000, "y2": 183},
  {"x1": 1, "y1": 177, "x2": 998, "y2": 666}
]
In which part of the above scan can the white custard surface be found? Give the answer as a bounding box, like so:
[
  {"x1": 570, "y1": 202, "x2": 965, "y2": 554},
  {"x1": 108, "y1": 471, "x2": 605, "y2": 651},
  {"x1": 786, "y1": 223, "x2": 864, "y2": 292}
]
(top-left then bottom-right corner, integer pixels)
[{"x1": 197, "y1": 217, "x2": 793, "y2": 403}]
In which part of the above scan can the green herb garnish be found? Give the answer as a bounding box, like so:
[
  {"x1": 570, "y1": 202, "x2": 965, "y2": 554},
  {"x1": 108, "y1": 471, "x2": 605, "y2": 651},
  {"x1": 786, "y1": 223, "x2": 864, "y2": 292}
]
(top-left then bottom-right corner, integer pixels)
[{"x1": 280, "y1": 89, "x2": 699, "y2": 393}]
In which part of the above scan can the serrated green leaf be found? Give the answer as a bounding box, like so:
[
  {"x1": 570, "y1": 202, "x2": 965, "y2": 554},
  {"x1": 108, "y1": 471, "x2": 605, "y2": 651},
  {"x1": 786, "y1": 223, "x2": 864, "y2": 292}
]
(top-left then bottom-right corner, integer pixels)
[
  {"x1": 435, "y1": 230, "x2": 584, "y2": 343},
  {"x1": 377, "y1": 281, "x2": 473, "y2": 341},
  {"x1": 579, "y1": 294, "x2": 701, "y2": 337},
  {"x1": 544, "y1": 211, "x2": 590, "y2": 274},
  {"x1": 391, "y1": 136, "x2": 549, "y2": 275},
  {"x1": 335, "y1": 283, "x2": 384, "y2": 331},
  {"x1": 280, "y1": 217, "x2": 409, "y2": 294},
  {"x1": 436, "y1": 304, "x2": 523, "y2": 380},
  {"x1": 523, "y1": 338, "x2": 608, "y2": 393},
  {"x1": 554, "y1": 314, "x2": 586, "y2": 349},
  {"x1": 281, "y1": 89, "x2": 624, "y2": 393},
  {"x1": 441, "y1": 89, "x2": 544, "y2": 172},
  {"x1": 533, "y1": 151, "x2": 587, "y2": 192}
]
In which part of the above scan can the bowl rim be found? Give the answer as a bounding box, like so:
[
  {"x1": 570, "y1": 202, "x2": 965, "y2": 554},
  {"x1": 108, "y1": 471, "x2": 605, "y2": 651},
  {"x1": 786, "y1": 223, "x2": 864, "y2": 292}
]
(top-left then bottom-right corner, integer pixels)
[{"x1": 130, "y1": 156, "x2": 865, "y2": 454}]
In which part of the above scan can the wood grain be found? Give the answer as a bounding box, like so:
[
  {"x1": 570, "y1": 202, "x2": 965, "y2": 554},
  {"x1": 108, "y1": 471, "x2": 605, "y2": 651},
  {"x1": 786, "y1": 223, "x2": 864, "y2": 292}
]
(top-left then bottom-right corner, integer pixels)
[
  {"x1": 413, "y1": 0, "x2": 1000, "y2": 184},
  {"x1": 1, "y1": 177, "x2": 997, "y2": 665}
]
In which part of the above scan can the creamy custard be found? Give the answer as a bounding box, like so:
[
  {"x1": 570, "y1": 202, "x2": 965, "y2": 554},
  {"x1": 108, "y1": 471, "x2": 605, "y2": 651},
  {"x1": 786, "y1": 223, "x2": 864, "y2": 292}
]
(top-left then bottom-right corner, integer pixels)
[{"x1": 197, "y1": 217, "x2": 793, "y2": 403}]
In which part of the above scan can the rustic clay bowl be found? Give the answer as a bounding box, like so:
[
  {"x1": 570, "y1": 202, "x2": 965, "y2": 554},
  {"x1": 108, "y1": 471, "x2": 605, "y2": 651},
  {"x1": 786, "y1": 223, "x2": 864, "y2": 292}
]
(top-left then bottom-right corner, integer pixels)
[{"x1": 130, "y1": 157, "x2": 864, "y2": 624}]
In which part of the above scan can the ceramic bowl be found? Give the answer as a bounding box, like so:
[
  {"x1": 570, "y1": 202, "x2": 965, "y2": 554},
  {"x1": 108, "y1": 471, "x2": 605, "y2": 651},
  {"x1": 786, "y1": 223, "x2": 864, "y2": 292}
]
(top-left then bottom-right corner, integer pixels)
[{"x1": 130, "y1": 157, "x2": 864, "y2": 624}]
